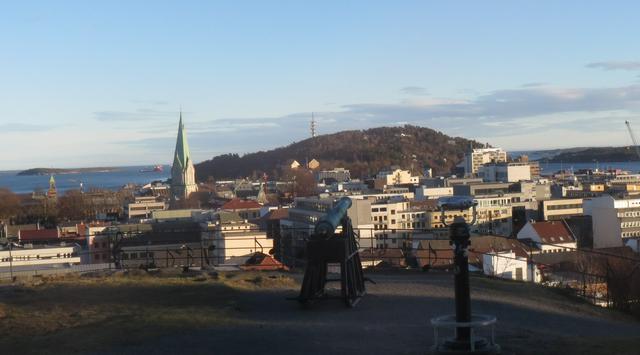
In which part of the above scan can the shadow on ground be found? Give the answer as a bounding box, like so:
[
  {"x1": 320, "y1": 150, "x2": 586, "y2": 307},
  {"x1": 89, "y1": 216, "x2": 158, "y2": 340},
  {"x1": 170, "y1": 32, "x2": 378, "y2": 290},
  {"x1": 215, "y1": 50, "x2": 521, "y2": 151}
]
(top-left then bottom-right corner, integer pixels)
[{"x1": 1, "y1": 271, "x2": 638, "y2": 355}]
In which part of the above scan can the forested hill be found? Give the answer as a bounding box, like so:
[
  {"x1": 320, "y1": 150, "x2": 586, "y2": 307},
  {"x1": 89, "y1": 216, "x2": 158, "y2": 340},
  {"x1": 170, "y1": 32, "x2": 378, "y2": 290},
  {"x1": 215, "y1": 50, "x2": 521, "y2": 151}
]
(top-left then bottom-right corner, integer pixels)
[
  {"x1": 194, "y1": 125, "x2": 484, "y2": 181},
  {"x1": 541, "y1": 146, "x2": 640, "y2": 163}
]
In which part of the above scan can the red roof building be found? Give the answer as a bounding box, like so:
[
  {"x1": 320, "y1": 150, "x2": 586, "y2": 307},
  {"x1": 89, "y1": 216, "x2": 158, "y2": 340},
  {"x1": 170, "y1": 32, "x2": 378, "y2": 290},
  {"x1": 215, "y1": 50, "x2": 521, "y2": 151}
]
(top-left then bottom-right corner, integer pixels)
[
  {"x1": 517, "y1": 220, "x2": 577, "y2": 254},
  {"x1": 221, "y1": 198, "x2": 262, "y2": 220},
  {"x1": 18, "y1": 229, "x2": 60, "y2": 243}
]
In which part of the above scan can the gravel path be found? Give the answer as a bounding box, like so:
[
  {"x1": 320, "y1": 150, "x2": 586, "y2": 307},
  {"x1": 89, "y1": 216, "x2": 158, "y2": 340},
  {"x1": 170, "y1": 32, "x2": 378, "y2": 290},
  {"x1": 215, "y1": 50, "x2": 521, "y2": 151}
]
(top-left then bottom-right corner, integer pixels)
[{"x1": 101, "y1": 271, "x2": 640, "y2": 355}]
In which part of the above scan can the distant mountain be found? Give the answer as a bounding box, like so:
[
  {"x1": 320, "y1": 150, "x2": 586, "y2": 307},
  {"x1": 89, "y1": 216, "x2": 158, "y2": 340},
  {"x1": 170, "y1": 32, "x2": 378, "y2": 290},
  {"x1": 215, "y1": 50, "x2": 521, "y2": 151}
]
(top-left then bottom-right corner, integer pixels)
[
  {"x1": 536, "y1": 146, "x2": 640, "y2": 163},
  {"x1": 510, "y1": 148, "x2": 593, "y2": 161},
  {"x1": 195, "y1": 125, "x2": 484, "y2": 180}
]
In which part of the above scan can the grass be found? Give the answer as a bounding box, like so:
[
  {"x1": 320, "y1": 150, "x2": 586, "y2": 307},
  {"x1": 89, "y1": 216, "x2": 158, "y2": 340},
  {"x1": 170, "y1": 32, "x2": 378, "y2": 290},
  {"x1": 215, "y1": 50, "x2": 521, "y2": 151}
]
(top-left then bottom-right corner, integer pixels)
[
  {"x1": 0, "y1": 269, "x2": 297, "y2": 354},
  {"x1": 1, "y1": 270, "x2": 638, "y2": 354}
]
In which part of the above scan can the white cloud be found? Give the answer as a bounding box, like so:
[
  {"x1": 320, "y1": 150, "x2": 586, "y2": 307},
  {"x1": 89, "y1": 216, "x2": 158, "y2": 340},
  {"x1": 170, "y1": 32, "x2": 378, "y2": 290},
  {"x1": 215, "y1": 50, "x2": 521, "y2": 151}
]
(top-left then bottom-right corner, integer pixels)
[{"x1": 587, "y1": 61, "x2": 640, "y2": 71}]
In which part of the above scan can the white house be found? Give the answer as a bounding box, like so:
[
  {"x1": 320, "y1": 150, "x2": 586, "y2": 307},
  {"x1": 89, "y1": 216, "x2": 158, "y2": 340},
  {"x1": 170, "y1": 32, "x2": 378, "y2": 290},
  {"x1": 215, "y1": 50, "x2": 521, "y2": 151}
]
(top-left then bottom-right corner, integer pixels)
[
  {"x1": 517, "y1": 220, "x2": 577, "y2": 254},
  {"x1": 483, "y1": 251, "x2": 541, "y2": 282}
]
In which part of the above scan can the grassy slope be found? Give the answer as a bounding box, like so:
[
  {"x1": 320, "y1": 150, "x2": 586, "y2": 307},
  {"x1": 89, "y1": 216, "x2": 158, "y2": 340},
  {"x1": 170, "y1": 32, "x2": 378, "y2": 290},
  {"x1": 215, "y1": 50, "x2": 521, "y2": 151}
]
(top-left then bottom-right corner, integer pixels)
[
  {"x1": 0, "y1": 271, "x2": 638, "y2": 355},
  {"x1": 0, "y1": 270, "x2": 295, "y2": 354}
]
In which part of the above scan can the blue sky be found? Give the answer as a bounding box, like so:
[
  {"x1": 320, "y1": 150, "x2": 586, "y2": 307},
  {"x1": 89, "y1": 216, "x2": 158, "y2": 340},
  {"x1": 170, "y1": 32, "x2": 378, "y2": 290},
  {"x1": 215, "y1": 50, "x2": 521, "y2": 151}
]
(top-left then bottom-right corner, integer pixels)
[{"x1": 2, "y1": 1, "x2": 640, "y2": 169}]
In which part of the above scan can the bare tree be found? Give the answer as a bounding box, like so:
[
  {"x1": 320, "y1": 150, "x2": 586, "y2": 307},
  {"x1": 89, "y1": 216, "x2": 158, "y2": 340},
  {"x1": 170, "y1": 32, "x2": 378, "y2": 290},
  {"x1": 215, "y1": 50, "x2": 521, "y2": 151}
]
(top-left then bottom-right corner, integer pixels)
[{"x1": 0, "y1": 188, "x2": 21, "y2": 222}]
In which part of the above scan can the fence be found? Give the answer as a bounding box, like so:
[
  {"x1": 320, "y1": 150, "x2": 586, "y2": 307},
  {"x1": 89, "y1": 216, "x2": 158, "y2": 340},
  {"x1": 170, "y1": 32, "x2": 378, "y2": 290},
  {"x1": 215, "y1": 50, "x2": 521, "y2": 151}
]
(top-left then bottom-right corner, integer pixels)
[{"x1": 1, "y1": 227, "x2": 639, "y2": 313}]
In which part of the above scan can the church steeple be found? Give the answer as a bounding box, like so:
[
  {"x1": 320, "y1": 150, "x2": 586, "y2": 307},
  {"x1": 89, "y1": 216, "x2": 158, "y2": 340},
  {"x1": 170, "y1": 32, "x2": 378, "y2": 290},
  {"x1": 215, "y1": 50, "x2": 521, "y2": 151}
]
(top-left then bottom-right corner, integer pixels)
[
  {"x1": 173, "y1": 110, "x2": 192, "y2": 171},
  {"x1": 171, "y1": 110, "x2": 198, "y2": 202},
  {"x1": 47, "y1": 175, "x2": 57, "y2": 199}
]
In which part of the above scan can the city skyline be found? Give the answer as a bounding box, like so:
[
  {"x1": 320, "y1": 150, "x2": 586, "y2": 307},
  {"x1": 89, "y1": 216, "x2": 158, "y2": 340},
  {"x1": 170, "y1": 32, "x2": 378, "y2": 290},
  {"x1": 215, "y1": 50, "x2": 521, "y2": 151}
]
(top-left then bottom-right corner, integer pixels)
[{"x1": 2, "y1": 1, "x2": 640, "y2": 169}]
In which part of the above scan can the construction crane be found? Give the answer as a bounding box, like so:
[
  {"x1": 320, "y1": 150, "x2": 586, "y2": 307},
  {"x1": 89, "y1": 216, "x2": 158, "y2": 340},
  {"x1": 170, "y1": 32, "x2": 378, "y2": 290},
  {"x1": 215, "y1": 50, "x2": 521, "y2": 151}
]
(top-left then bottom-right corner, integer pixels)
[{"x1": 625, "y1": 120, "x2": 640, "y2": 160}]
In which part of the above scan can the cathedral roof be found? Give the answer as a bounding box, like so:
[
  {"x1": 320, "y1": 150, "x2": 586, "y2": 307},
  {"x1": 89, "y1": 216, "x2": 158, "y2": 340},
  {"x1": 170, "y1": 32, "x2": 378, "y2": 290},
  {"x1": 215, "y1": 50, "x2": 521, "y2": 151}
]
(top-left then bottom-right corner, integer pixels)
[{"x1": 172, "y1": 112, "x2": 193, "y2": 172}]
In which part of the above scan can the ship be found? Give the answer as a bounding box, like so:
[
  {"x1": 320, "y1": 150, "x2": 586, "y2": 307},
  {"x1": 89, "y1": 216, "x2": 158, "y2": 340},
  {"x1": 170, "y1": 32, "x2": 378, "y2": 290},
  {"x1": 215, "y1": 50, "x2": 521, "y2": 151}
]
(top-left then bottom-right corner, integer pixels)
[{"x1": 140, "y1": 165, "x2": 164, "y2": 173}]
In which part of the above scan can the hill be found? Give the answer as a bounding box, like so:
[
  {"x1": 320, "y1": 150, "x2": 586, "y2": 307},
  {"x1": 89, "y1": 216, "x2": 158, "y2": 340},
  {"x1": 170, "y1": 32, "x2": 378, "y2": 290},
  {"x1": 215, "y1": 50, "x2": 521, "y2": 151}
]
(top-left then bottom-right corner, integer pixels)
[
  {"x1": 195, "y1": 125, "x2": 482, "y2": 180},
  {"x1": 540, "y1": 146, "x2": 639, "y2": 163}
]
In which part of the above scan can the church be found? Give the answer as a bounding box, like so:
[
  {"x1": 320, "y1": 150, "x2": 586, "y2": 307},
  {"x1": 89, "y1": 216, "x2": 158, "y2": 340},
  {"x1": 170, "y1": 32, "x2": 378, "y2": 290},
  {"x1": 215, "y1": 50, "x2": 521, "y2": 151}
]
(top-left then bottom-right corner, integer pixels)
[{"x1": 170, "y1": 112, "x2": 198, "y2": 202}]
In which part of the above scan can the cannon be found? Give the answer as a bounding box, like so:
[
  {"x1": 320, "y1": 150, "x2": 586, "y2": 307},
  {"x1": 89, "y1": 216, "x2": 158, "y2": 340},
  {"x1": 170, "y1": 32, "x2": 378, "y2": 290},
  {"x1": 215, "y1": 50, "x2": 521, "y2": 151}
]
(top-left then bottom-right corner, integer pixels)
[{"x1": 298, "y1": 197, "x2": 366, "y2": 307}]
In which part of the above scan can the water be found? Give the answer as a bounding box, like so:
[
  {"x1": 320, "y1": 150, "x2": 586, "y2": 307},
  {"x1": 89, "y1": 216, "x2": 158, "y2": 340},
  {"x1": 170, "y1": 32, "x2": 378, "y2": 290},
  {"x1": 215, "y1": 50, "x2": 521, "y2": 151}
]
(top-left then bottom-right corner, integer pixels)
[
  {"x1": 2, "y1": 161, "x2": 639, "y2": 195},
  {"x1": 0, "y1": 166, "x2": 170, "y2": 194}
]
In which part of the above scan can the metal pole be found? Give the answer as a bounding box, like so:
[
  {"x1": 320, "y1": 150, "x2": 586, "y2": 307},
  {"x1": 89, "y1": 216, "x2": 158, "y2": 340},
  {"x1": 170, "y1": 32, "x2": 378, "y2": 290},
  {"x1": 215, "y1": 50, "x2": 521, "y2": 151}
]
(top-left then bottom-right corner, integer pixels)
[
  {"x1": 451, "y1": 216, "x2": 472, "y2": 341},
  {"x1": 9, "y1": 241, "x2": 14, "y2": 282}
]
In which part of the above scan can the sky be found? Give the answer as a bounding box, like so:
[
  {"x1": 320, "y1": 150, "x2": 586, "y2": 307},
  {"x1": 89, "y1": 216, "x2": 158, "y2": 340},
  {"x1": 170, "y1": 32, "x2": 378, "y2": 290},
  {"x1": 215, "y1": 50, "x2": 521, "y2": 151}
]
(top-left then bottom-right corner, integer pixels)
[{"x1": 2, "y1": 1, "x2": 640, "y2": 169}]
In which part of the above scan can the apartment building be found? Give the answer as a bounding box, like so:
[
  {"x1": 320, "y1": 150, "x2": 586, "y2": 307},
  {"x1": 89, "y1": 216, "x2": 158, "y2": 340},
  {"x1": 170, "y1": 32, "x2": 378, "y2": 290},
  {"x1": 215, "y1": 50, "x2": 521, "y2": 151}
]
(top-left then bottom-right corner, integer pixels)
[
  {"x1": 584, "y1": 195, "x2": 640, "y2": 251},
  {"x1": 126, "y1": 196, "x2": 167, "y2": 220},
  {"x1": 453, "y1": 182, "x2": 513, "y2": 197},
  {"x1": 202, "y1": 211, "x2": 273, "y2": 265},
  {"x1": 374, "y1": 169, "x2": 419, "y2": 190},
  {"x1": 414, "y1": 186, "x2": 453, "y2": 201},
  {"x1": 478, "y1": 162, "x2": 532, "y2": 183},
  {"x1": 317, "y1": 168, "x2": 351, "y2": 183},
  {"x1": 462, "y1": 148, "x2": 508, "y2": 175},
  {"x1": 370, "y1": 198, "x2": 411, "y2": 249},
  {"x1": 539, "y1": 198, "x2": 584, "y2": 221}
]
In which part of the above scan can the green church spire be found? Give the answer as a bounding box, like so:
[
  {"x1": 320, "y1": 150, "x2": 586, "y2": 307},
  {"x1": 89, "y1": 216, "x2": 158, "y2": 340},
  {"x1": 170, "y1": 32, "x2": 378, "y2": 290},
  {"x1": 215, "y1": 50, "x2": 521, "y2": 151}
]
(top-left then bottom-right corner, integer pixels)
[
  {"x1": 173, "y1": 110, "x2": 192, "y2": 171},
  {"x1": 171, "y1": 110, "x2": 198, "y2": 201}
]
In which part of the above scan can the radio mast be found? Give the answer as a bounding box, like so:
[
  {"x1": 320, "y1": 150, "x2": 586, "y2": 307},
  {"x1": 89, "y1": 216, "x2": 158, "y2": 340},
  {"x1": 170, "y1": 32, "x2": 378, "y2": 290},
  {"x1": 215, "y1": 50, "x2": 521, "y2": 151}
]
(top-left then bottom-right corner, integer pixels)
[{"x1": 310, "y1": 113, "x2": 317, "y2": 138}]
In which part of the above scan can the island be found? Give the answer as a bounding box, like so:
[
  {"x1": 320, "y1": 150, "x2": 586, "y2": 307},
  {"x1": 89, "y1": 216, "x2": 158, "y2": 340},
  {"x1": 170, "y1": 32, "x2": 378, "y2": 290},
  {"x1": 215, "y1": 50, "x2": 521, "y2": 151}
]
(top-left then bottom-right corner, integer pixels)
[{"x1": 17, "y1": 167, "x2": 119, "y2": 176}]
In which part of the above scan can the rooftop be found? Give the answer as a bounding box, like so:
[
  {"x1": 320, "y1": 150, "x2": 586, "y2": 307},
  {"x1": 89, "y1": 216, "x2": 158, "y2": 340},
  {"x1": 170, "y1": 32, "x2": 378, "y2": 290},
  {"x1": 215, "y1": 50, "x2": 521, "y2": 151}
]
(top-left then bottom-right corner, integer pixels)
[
  {"x1": 221, "y1": 198, "x2": 262, "y2": 210},
  {"x1": 530, "y1": 221, "x2": 576, "y2": 244}
]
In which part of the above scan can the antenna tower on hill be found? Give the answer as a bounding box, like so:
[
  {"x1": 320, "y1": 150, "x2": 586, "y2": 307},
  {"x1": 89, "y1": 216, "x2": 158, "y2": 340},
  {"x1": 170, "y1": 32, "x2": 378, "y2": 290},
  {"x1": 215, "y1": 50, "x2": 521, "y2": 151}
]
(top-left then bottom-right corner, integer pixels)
[{"x1": 311, "y1": 113, "x2": 317, "y2": 138}]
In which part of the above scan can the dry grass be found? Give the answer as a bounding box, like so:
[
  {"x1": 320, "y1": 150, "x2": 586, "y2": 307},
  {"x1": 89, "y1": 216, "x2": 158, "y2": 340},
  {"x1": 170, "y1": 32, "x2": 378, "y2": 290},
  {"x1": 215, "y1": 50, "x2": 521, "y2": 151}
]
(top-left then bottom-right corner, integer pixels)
[
  {"x1": 1, "y1": 270, "x2": 638, "y2": 355},
  {"x1": 0, "y1": 270, "x2": 296, "y2": 354}
]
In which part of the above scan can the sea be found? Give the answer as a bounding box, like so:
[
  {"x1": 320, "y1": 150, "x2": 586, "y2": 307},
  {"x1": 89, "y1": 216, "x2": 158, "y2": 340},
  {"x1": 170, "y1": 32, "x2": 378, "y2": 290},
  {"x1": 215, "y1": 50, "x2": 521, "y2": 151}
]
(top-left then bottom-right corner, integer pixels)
[
  {"x1": 0, "y1": 166, "x2": 171, "y2": 195},
  {"x1": 2, "y1": 161, "x2": 640, "y2": 195}
]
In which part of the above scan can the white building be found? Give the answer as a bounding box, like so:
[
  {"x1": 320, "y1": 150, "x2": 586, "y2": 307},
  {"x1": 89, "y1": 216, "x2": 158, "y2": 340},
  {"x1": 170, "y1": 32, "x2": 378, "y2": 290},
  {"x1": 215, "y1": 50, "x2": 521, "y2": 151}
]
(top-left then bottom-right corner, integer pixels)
[
  {"x1": 127, "y1": 196, "x2": 167, "y2": 220},
  {"x1": 370, "y1": 198, "x2": 411, "y2": 249},
  {"x1": 0, "y1": 243, "x2": 81, "y2": 269},
  {"x1": 478, "y1": 162, "x2": 532, "y2": 183},
  {"x1": 462, "y1": 148, "x2": 508, "y2": 175},
  {"x1": 539, "y1": 198, "x2": 584, "y2": 221},
  {"x1": 202, "y1": 211, "x2": 274, "y2": 265},
  {"x1": 517, "y1": 220, "x2": 577, "y2": 254},
  {"x1": 483, "y1": 251, "x2": 541, "y2": 282},
  {"x1": 317, "y1": 168, "x2": 351, "y2": 183},
  {"x1": 584, "y1": 195, "x2": 640, "y2": 251},
  {"x1": 415, "y1": 186, "x2": 453, "y2": 201},
  {"x1": 374, "y1": 169, "x2": 419, "y2": 189},
  {"x1": 473, "y1": 195, "x2": 516, "y2": 236}
]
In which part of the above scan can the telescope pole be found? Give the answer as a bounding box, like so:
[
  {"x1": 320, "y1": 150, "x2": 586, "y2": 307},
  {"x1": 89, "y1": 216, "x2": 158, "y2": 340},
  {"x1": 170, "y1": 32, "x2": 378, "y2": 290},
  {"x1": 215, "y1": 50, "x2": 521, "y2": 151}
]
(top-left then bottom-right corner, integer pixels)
[{"x1": 451, "y1": 216, "x2": 472, "y2": 342}]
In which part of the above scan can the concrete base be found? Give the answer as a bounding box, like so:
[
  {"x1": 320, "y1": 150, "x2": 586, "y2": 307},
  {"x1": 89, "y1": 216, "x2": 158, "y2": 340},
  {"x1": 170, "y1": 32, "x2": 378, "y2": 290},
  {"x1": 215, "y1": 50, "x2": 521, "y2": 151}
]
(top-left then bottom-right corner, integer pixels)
[{"x1": 432, "y1": 337, "x2": 501, "y2": 355}]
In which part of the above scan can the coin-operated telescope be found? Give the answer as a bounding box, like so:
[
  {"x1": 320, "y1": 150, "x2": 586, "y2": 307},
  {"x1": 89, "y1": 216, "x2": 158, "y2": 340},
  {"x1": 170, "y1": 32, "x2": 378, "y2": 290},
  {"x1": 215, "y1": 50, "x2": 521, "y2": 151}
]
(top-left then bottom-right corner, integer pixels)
[
  {"x1": 298, "y1": 197, "x2": 366, "y2": 307},
  {"x1": 431, "y1": 196, "x2": 500, "y2": 354}
]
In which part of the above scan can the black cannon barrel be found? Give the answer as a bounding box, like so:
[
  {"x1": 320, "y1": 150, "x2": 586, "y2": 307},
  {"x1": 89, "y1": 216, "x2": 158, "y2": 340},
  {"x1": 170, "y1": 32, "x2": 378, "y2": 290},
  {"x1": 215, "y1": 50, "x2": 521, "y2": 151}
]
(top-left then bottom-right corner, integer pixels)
[{"x1": 314, "y1": 197, "x2": 352, "y2": 238}]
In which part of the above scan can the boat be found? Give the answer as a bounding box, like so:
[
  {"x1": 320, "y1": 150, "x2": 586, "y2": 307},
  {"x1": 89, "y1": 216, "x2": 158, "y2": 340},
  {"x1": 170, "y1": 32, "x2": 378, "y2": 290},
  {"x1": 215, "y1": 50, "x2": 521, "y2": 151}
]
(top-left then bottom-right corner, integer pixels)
[{"x1": 140, "y1": 165, "x2": 164, "y2": 173}]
